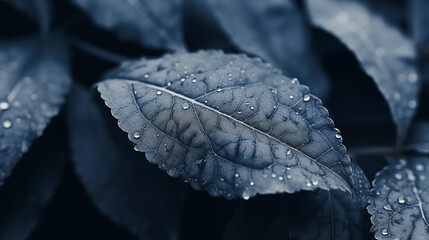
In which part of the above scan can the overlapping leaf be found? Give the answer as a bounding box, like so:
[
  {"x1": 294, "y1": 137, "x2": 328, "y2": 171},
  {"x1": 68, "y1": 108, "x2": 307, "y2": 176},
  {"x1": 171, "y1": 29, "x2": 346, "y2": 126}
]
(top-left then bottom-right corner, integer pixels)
[
  {"x1": 209, "y1": 0, "x2": 330, "y2": 99},
  {"x1": 404, "y1": 121, "x2": 429, "y2": 154},
  {"x1": 96, "y1": 50, "x2": 352, "y2": 199},
  {"x1": 0, "y1": 118, "x2": 66, "y2": 240},
  {"x1": 368, "y1": 157, "x2": 429, "y2": 239},
  {"x1": 0, "y1": 37, "x2": 70, "y2": 186},
  {"x1": 306, "y1": 0, "x2": 420, "y2": 145},
  {"x1": 223, "y1": 161, "x2": 370, "y2": 240},
  {"x1": 71, "y1": 0, "x2": 185, "y2": 51},
  {"x1": 67, "y1": 85, "x2": 186, "y2": 240}
]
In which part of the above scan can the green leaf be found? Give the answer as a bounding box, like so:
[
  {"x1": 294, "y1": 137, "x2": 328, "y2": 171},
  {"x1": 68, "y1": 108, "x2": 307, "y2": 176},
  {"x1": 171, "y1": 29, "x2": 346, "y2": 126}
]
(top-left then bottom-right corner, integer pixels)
[
  {"x1": 96, "y1": 50, "x2": 352, "y2": 199},
  {"x1": 306, "y1": 0, "x2": 420, "y2": 145},
  {"x1": 368, "y1": 157, "x2": 429, "y2": 239},
  {"x1": 0, "y1": 37, "x2": 71, "y2": 186}
]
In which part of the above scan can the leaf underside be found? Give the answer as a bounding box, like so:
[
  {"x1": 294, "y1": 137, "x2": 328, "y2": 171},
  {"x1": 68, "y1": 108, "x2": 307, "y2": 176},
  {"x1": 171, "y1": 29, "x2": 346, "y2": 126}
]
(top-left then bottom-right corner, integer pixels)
[
  {"x1": 72, "y1": 0, "x2": 185, "y2": 51},
  {"x1": 0, "y1": 38, "x2": 70, "y2": 186},
  {"x1": 368, "y1": 157, "x2": 429, "y2": 239},
  {"x1": 209, "y1": 0, "x2": 330, "y2": 99},
  {"x1": 67, "y1": 85, "x2": 186, "y2": 240},
  {"x1": 306, "y1": 0, "x2": 420, "y2": 145},
  {"x1": 96, "y1": 50, "x2": 352, "y2": 199}
]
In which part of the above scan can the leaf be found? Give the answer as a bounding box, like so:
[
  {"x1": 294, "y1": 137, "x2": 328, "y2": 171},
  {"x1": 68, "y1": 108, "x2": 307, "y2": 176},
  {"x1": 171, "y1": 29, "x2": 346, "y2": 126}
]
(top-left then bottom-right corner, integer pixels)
[
  {"x1": 0, "y1": 37, "x2": 71, "y2": 186},
  {"x1": 223, "y1": 161, "x2": 370, "y2": 240},
  {"x1": 71, "y1": 0, "x2": 185, "y2": 51},
  {"x1": 96, "y1": 50, "x2": 353, "y2": 199},
  {"x1": 411, "y1": 0, "x2": 429, "y2": 84},
  {"x1": 305, "y1": 0, "x2": 420, "y2": 145},
  {"x1": 3, "y1": 0, "x2": 51, "y2": 33},
  {"x1": 404, "y1": 121, "x2": 429, "y2": 154},
  {"x1": 209, "y1": 0, "x2": 330, "y2": 99},
  {"x1": 368, "y1": 157, "x2": 429, "y2": 239},
  {"x1": 0, "y1": 116, "x2": 66, "y2": 240},
  {"x1": 67, "y1": 85, "x2": 186, "y2": 240}
]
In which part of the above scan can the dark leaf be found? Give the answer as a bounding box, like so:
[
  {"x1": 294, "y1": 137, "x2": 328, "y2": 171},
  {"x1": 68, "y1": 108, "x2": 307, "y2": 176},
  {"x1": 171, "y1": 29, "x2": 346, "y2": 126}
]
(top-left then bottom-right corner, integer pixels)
[
  {"x1": 0, "y1": 116, "x2": 67, "y2": 240},
  {"x1": 96, "y1": 50, "x2": 352, "y2": 199},
  {"x1": 71, "y1": 0, "x2": 186, "y2": 51},
  {"x1": 0, "y1": 37, "x2": 71, "y2": 186},
  {"x1": 209, "y1": 0, "x2": 330, "y2": 99},
  {"x1": 67, "y1": 85, "x2": 186, "y2": 240},
  {"x1": 223, "y1": 161, "x2": 370, "y2": 240},
  {"x1": 3, "y1": 0, "x2": 51, "y2": 33},
  {"x1": 368, "y1": 157, "x2": 429, "y2": 239},
  {"x1": 306, "y1": 0, "x2": 420, "y2": 145},
  {"x1": 404, "y1": 121, "x2": 429, "y2": 154}
]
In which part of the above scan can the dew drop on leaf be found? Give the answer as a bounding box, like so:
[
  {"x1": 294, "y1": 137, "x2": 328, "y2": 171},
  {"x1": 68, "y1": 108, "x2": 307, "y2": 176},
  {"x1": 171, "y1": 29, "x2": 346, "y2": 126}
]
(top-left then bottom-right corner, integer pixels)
[
  {"x1": 181, "y1": 102, "x2": 190, "y2": 110},
  {"x1": 0, "y1": 101, "x2": 9, "y2": 110},
  {"x1": 303, "y1": 94, "x2": 310, "y2": 102},
  {"x1": 133, "y1": 131, "x2": 141, "y2": 139},
  {"x1": 2, "y1": 120, "x2": 12, "y2": 129}
]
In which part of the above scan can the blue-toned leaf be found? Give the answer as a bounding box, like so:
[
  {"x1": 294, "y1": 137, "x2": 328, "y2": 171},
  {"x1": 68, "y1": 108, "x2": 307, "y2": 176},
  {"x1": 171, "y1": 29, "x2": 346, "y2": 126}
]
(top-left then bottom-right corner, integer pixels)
[
  {"x1": 71, "y1": 0, "x2": 185, "y2": 51},
  {"x1": 368, "y1": 157, "x2": 429, "y2": 239},
  {"x1": 411, "y1": 0, "x2": 429, "y2": 84},
  {"x1": 3, "y1": 0, "x2": 51, "y2": 33},
  {"x1": 209, "y1": 0, "x2": 330, "y2": 99},
  {"x1": 224, "y1": 161, "x2": 370, "y2": 240},
  {"x1": 306, "y1": 0, "x2": 420, "y2": 145},
  {"x1": 0, "y1": 37, "x2": 71, "y2": 186},
  {"x1": 404, "y1": 122, "x2": 429, "y2": 154},
  {"x1": 96, "y1": 50, "x2": 352, "y2": 199},
  {"x1": 0, "y1": 117, "x2": 66, "y2": 240},
  {"x1": 67, "y1": 85, "x2": 186, "y2": 240}
]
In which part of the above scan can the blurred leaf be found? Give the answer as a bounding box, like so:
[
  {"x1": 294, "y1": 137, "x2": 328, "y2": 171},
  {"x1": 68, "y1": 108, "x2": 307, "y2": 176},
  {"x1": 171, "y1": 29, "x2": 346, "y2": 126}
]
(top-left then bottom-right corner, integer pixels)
[
  {"x1": 0, "y1": 37, "x2": 71, "y2": 186},
  {"x1": 223, "y1": 161, "x2": 370, "y2": 240},
  {"x1": 404, "y1": 121, "x2": 429, "y2": 154},
  {"x1": 306, "y1": 0, "x2": 420, "y2": 145},
  {"x1": 96, "y1": 50, "x2": 352, "y2": 199},
  {"x1": 209, "y1": 0, "x2": 330, "y2": 99},
  {"x1": 67, "y1": 85, "x2": 186, "y2": 240},
  {"x1": 71, "y1": 0, "x2": 185, "y2": 51},
  {"x1": 3, "y1": 0, "x2": 51, "y2": 33},
  {"x1": 368, "y1": 157, "x2": 429, "y2": 239},
  {"x1": 411, "y1": 0, "x2": 429, "y2": 84},
  {"x1": 0, "y1": 117, "x2": 67, "y2": 240}
]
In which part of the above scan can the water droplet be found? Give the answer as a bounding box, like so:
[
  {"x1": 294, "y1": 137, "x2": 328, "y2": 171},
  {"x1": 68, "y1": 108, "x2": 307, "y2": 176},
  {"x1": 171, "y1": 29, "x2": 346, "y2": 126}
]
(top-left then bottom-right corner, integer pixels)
[
  {"x1": 335, "y1": 133, "x2": 341, "y2": 139},
  {"x1": 133, "y1": 145, "x2": 139, "y2": 151},
  {"x1": 376, "y1": 190, "x2": 381, "y2": 195},
  {"x1": 306, "y1": 182, "x2": 312, "y2": 187},
  {"x1": 216, "y1": 86, "x2": 222, "y2": 92},
  {"x1": 271, "y1": 173, "x2": 277, "y2": 178},
  {"x1": 383, "y1": 204, "x2": 392, "y2": 211},
  {"x1": 381, "y1": 228, "x2": 388, "y2": 236},
  {"x1": 286, "y1": 149, "x2": 291, "y2": 155},
  {"x1": 249, "y1": 181, "x2": 255, "y2": 186},
  {"x1": 408, "y1": 100, "x2": 417, "y2": 109},
  {"x1": 250, "y1": 106, "x2": 255, "y2": 110},
  {"x1": 234, "y1": 173, "x2": 240, "y2": 178},
  {"x1": 408, "y1": 73, "x2": 418, "y2": 83},
  {"x1": 237, "y1": 110, "x2": 242, "y2": 115},
  {"x1": 312, "y1": 179, "x2": 319, "y2": 185},
  {"x1": 133, "y1": 90, "x2": 138, "y2": 94},
  {"x1": 278, "y1": 176, "x2": 284, "y2": 181},
  {"x1": 180, "y1": 78, "x2": 185, "y2": 82},
  {"x1": 287, "y1": 174, "x2": 292, "y2": 179},
  {"x1": 167, "y1": 82, "x2": 172, "y2": 86},
  {"x1": 393, "y1": 92, "x2": 401, "y2": 101},
  {"x1": 133, "y1": 131, "x2": 141, "y2": 139},
  {"x1": 420, "y1": 175, "x2": 426, "y2": 180},
  {"x1": 192, "y1": 78, "x2": 197, "y2": 83},
  {"x1": 271, "y1": 89, "x2": 277, "y2": 94},
  {"x1": 242, "y1": 192, "x2": 250, "y2": 200},
  {"x1": 303, "y1": 95, "x2": 310, "y2": 102},
  {"x1": 416, "y1": 164, "x2": 424, "y2": 171},
  {"x1": 182, "y1": 102, "x2": 190, "y2": 110},
  {"x1": 398, "y1": 196, "x2": 405, "y2": 204},
  {"x1": 23, "y1": 76, "x2": 32, "y2": 84},
  {"x1": 0, "y1": 101, "x2": 9, "y2": 110},
  {"x1": 144, "y1": 73, "x2": 150, "y2": 79},
  {"x1": 229, "y1": 61, "x2": 234, "y2": 65},
  {"x1": 30, "y1": 93, "x2": 38, "y2": 100},
  {"x1": 289, "y1": 95, "x2": 294, "y2": 99},
  {"x1": 220, "y1": 177, "x2": 224, "y2": 181},
  {"x1": 156, "y1": 90, "x2": 162, "y2": 95},
  {"x1": 2, "y1": 120, "x2": 12, "y2": 129},
  {"x1": 291, "y1": 78, "x2": 297, "y2": 84},
  {"x1": 394, "y1": 173, "x2": 402, "y2": 180}
]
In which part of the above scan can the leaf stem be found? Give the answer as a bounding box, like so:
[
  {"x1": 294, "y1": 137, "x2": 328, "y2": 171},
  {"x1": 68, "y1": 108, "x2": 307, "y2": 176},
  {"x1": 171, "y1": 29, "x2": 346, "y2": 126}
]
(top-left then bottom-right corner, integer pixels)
[
  {"x1": 68, "y1": 37, "x2": 130, "y2": 63},
  {"x1": 348, "y1": 145, "x2": 397, "y2": 158}
]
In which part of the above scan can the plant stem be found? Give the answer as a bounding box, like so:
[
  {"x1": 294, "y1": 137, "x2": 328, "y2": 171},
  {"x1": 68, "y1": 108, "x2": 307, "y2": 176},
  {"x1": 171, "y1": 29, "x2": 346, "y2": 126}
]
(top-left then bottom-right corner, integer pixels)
[
  {"x1": 69, "y1": 37, "x2": 130, "y2": 63},
  {"x1": 348, "y1": 145, "x2": 397, "y2": 158}
]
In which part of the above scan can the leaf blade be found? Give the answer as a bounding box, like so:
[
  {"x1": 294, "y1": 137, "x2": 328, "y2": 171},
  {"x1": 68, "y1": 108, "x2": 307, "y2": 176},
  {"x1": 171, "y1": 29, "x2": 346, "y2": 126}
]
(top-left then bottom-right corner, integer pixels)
[
  {"x1": 306, "y1": 0, "x2": 420, "y2": 145},
  {"x1": 97, "y1": 51, "x2": 352, "y2": 199}
]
